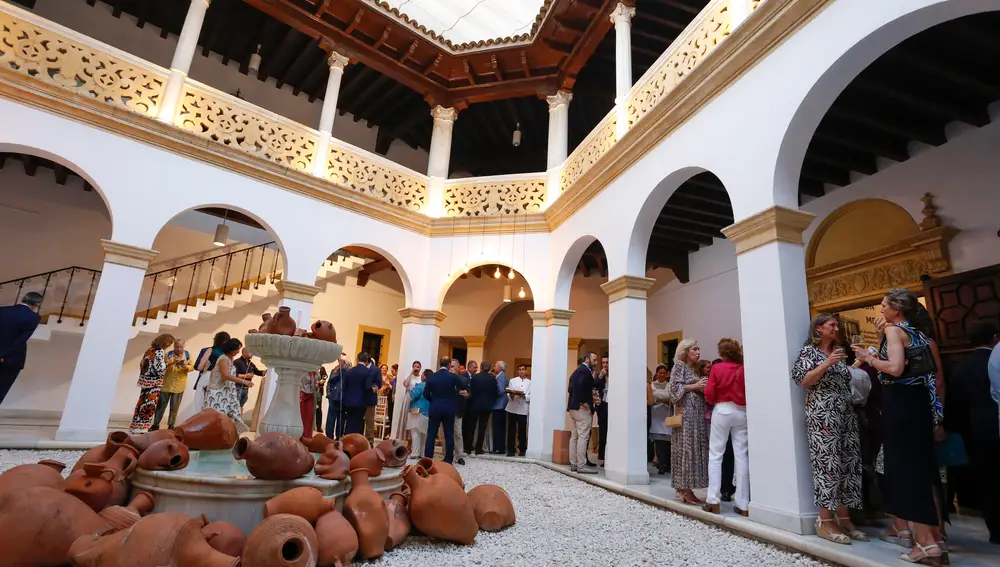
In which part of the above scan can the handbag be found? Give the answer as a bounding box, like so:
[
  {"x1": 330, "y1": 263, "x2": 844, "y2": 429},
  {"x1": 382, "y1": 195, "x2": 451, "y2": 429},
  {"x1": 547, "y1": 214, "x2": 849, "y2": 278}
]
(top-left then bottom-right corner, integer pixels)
[
  {"x1": 409, "y1": 407, "x2": 421, "y2": 415},
  {"x1": 935, "y1": 433, "x2": 968, "y2": 467},
  {"x1": 664, "y1": 405, "x2": 684, "y2": 428}
]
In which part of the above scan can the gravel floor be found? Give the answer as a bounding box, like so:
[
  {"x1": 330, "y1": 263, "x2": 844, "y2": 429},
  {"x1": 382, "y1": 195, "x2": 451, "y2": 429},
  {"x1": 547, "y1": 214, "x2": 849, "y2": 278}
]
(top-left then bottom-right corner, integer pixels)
[{"x1": 1, "y1": 450, "x2": 821, "y2": 566}]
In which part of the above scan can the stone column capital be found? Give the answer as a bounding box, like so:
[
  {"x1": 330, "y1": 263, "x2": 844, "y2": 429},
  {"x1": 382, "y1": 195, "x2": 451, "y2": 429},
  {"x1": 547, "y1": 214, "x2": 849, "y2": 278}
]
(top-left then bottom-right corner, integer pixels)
[
  {"x1": 431, "y1": 105, "x2": 458, "y2": 123},
  {"x1": 464, "y1": 335, "x2": 486, "y2": 348},
  {"x1": 721, "y1": 206, "x2": 816, "y2": 255},
  {"x1": 327, "y1": 51, "x2": 351, "y2": 71},
  {"x1": 546, "y1": 91, "x2": 573, "y2": 110},
  {"x1": 101, "y1": 240, "x2": 159, "y2": 270},
  {"x1": 275, "y1": 280, "x2": 323, "y2": 303},
  {"x1": 610, "y1": 2, "x2": 636, "y2": 27},
  {"x1": 399, "y1": 308, "x2": 447, "y2": 326},
  {"x1": 567, "y1": 337, "x2": 584, "y2": 351},
  {"x1": 528, "y1": 308, "x2": 575, "y2": 327},
  {"x1": 601, "y1": 275, "x2": 655, "y2": 303}
]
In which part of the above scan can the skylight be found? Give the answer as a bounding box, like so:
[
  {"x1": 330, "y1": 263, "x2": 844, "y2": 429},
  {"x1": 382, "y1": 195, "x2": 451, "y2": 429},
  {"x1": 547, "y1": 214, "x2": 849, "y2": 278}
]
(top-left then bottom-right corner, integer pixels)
[{"x1": 371, "y1": 0, "x2": 547, "y2": 46}]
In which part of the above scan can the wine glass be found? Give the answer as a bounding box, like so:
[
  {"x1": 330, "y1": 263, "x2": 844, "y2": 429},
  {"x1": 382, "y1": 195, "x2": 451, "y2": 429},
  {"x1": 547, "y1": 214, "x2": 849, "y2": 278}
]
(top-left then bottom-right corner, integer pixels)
[{"x1": 850, "y1": 334, "x2": 864, "y2": 348}]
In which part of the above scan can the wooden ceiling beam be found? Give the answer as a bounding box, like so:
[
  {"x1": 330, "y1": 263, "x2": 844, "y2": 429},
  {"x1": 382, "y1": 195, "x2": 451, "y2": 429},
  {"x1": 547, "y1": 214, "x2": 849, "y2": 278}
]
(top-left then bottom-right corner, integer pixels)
[
  {"x1": 355, "y1": 83, "x2": 401, "y2": 122},
  {"x1": 344, "y1": 9, "x2": 364, "y2": 35},
  {"x1": 544, "y1": 38, "x2": 574, "y2": 55},
  {"x1": 19, "y1": 154, "x2": 37, "y2": 177},
  {"x1": 662, "y1": 199, "x2": 733, "y2": 222},
  {"x1": 656, "y1": 0, "x2": 701, "y2": 15},
  {"x1": 280, "y1": 40, "x2": 321, "y2": 89},
  {"x1": 635, "y1": 12, "x2": 687, "y2": 32},
  {"x1": 812, "y1": 126, "x2": 910, "y2": 163},
  {"x1": 348, "y1": 75, "x2": 393, "y2": 119},
  {"x1": 801, "y1": 161, "x2": 851, "y2": 187},
  {"x1": 648, "y1": 234, "x2": 700, "y2": 253},
  {"x1": 854, "y1": 78, "x2": 990, "y2": 126},
  {"x1": 556, "y1": 15, "x2": 590, "y2": 34},
  {"x1": 53, "y1": 164, "x2": 69, "y2": 185},
  {"x1": 652, "y1": 226, "x2": 713, "y2": 247},
  {"x1": 356, "y1": 258, "x2": 392, "y2": 287},
  {"x1": 656, "y1": 211, "x2": 728, "y2": 231},
  {"x1": 805, "y1": 148, "x2": 878, "y2": 176},
  {"x1": 888, "y1": 49, "x2": 1000, "y2": 100},
  {"x1": 826, "y1": 103, "x2": 946, "y2": 147},
  {"x1": 798, "y1": 178, "x2": 825, "y2": 199}
]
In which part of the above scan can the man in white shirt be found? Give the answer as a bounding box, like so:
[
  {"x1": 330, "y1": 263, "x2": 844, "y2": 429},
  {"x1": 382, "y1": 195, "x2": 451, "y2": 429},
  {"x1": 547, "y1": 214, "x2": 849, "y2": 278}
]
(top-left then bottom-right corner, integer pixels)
[{"x1": 505, "y1": 364, "x2": 531, "y2": 456}]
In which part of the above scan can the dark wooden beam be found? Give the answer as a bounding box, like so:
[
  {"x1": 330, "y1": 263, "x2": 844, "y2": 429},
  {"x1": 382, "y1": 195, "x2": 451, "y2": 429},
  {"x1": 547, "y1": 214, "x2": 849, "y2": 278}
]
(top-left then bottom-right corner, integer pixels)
[
  {"x1": 648, "y1": 234, "x2": 699, "y2": 253},
  {"x1": 19, "y1": 154, "x2": 37, "y2": 176},
  {"x1": 635, "y1": 12, "x2": 686, "y2": 32},
  {"x1": 658, "y1": 0, "x2": 701, "y2": 15},
  {"x1": 652, "y1": 226, "x2": 713, "y2": 247},
  {"x1": 544, "y1": 38, "x2": 575, "y2": 55},
  {"x1": 854, "y1": 78, "x2": 990, "y2": 126},
  {"x1": 556, "y1": 15, "x2": 590, "y2": 34},
  {"x1": 356, "y1": 259, "x2": 392, "y2": 287},
  {"x1": 826, "y1": 103, "x2": 946, "y2": 147},
  {"x1": 348, "y1": 75, "x2": 392, "y2": 118},
  {"x1": 801, "y1": 160, "x2": 851, "y2": 187},
  {"x1": 53, "y1": 164, "x2": 69, "y2": 185},
  {"x1": 799, "y1": 178, "x2": 825, "y2": 199},
  {"x1": 657, "y1": 211, "x2": 728, "y2": 231},
  {"x1": 355, "y1": 84, "x2": 401, "y2": 122},
  {"x1": 888, "y1": 49, "x2": 1000, "y2": 100},
  {"x1": 813, "y1": 123, "x2": 910, "y2": 163}
]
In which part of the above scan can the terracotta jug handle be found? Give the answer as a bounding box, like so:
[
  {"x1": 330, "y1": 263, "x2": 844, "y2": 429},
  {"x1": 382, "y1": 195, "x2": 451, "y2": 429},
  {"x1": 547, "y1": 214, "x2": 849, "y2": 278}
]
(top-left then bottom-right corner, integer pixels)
[
  {"x1": 83, "y1": 462, "x2": 116, "y2": 481},
  {"x1": 37, "y1": 459, "x2": 66, "y2": 473}
]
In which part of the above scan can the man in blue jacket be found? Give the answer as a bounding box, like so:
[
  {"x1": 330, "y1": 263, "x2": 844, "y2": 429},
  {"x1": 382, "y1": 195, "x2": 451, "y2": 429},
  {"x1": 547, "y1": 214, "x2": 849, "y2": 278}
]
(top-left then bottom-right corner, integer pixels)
[
  {"x1": 364, "y1": 356, "x2": 381, "y2": 444},
  {"x1": 423, "y1": 356, "x2": 466, "y2": 463},
  {"x1": 0, "y1": 292, "x2": 42, "y2": 407},
  {"x1": 469, "y1": 361, "x2": 498, "y2": 454},
  {"x1": 342, "y1": 353, "x2": 371, "y2": 435},
  {"x1": 325, "y1": 353, "x2": 350, "y2": 439},
  {"x1": 491, "y1": 361, "x2": 510, "y2": 454}
]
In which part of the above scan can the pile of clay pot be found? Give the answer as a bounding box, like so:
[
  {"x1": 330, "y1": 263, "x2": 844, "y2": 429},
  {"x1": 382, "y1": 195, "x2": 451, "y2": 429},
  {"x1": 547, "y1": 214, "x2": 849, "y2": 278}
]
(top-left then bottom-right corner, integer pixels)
[
  {"x1": 0, "y1": 408, "x2": 516, "y2": 567},
  {"x1": 250, "y1": 306, "x2": 336, "y2": 341}
]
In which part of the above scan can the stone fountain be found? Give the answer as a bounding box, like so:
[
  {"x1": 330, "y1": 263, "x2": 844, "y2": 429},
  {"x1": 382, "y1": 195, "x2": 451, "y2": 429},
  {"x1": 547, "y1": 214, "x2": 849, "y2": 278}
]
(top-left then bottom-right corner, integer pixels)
[{"x1": 132, "y1": 333, "x2": 404, "y2": 535}]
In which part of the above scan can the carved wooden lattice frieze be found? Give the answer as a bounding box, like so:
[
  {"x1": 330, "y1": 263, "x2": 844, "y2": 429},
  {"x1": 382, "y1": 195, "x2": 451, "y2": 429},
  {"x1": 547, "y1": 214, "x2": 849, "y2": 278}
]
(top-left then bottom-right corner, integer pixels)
[
  {"x1": 444, "y1": 178, "x2": 546, "y2": 217},
  {"x1": 0, "y1": 13, "x2": 165, "y2": 116},
  {"x1": 175, "y1": 88, "x2": 316, "y2": 171},
  {"x1": 627, "y1": 0, "x2": 731, "y2": 129},
  {"x1": 560, "y1": 115, "x2": 617, "y2": 193},
  {"x1": 325, "y1": 147, "x2": 427, "y2": 212}
]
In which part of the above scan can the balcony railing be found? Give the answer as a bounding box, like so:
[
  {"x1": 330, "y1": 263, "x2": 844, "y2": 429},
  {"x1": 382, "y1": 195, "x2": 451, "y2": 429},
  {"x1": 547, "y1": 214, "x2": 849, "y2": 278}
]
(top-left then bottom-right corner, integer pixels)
[{"x1": 0, "y1": 0, "x2": 757, "y2": 220}]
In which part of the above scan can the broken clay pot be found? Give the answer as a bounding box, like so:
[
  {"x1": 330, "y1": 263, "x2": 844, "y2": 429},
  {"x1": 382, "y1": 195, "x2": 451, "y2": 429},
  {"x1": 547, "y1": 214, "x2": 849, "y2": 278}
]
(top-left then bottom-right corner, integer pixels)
[
  {"x1": 467, "y1": 484, "x2": 516, "y2": 531},
  {"x1": 416, "y1": 456, "x2": 464, "y2": 488},
  {"x1": 0, "y1": 459, "x2": 66, "y2": 493},
  {"x1": 173, "y1": 408, "x2": 239, "y2": 451},
  {"x1": 314, "y1": 445, "x2": 350, "y2": 481},
  {"x1": 316, "y1": 510, "x2": 358, "y2": 567},
  {"x1": 233, "y1": 432, "x2": 315, "y2": 480},
  {"x1": 138, "y1": 438, "x2": 190, "y2": 471},
  {"x1": 202, "y1": 519, "x2": 247, "y2": 558},
  {"x1": 0, "y1": 486, "x2": 113, "y2": 566},
  {"x1": 376, "y1": 438, "x2": 410, "y2": 468},
  {"x1": 243, "y1": 514, "x2": 318, "y2": 567},
  {"x1": 336, "y1": 433, "x2": 370, "y2": 458},
  {"x1": 403, "y1": 465, "x2": 477, "y2": 545}
]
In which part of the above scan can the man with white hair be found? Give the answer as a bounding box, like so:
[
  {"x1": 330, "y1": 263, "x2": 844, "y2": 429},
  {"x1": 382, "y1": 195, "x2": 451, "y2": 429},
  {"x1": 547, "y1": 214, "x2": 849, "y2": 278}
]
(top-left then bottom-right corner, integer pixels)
[
  {"x1": 491, "y1": 361, "x2": 510, "y2": 455},
  {"x1": 151, "y1": 338, "x2": 194, "y2": 430},
  {"x1": 0, "y1": 291, "x2": 42, "y2": 406}
]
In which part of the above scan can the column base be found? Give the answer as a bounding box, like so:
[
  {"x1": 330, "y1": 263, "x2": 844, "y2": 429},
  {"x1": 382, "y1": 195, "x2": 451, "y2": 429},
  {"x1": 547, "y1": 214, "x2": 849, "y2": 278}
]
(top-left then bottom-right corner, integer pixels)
[
  {"x1": 749, "y1": 502, "x2": 818, "y2": 535},
  {"x1": 54, "y1": 427, "x2": 110, "y2": 443},
  {"x1": 605, "y1": 467, "x2": 649, "y2": 485}
]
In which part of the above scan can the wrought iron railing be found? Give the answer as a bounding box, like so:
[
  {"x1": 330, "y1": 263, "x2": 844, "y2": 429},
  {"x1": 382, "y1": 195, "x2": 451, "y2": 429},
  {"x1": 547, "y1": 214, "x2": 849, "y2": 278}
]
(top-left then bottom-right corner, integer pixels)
[{"x1": 0, "y1": 267, "x2": 101, "y2": 325}]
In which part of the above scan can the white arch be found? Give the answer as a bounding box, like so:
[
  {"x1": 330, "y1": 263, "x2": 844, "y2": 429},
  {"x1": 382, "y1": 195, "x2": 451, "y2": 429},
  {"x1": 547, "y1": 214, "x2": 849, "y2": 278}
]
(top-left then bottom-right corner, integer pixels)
[{"x1": 552, "y1": 235, "x2": 605, "y2": 310}]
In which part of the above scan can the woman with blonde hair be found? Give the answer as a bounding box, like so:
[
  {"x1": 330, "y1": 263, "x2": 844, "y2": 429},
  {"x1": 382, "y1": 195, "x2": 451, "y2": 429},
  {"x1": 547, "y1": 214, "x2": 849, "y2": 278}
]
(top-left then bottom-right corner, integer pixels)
[
  {"x1": 668, "y1": 339, "x2": 709, "y2": 505},
  {"x1": 130, "y1": 333, "x2": 175, "y2": 433}
]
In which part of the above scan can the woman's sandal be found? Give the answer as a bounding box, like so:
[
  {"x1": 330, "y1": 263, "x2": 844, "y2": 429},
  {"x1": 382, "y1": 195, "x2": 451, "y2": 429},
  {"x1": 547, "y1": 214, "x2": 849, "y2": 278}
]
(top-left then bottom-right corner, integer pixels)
[
  {"x1": 677, "y1": 490, "x2": 702, "y2": 506},
  {"x1": 937, "y1": 540, "x2": 949, "y2": 565},
  {"x1": 899, "y1": 543, "x2": 942, "y2": 566},
  {"x1": 879, "y1": 527, "x2": 914, "y2": 548},
  {"x1": 815, "y1": 518, "x2": 851, "y2": 545},
  {"x1": 836, "y1": 516, "x2": 870, "y2": 542}
]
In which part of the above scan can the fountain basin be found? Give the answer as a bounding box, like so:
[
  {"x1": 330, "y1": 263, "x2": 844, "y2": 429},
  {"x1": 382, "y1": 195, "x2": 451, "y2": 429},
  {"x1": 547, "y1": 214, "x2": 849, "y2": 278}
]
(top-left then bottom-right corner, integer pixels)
[{"x1": 132, "y1": 450, "x2": 402, "y2": 535}]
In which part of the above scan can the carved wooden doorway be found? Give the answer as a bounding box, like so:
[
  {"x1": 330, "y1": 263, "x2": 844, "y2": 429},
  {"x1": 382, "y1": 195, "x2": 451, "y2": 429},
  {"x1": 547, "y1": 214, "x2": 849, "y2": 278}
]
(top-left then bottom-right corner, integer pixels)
[{"x1": 922, "y1": 262, "x2": 1000, "y2": 371}]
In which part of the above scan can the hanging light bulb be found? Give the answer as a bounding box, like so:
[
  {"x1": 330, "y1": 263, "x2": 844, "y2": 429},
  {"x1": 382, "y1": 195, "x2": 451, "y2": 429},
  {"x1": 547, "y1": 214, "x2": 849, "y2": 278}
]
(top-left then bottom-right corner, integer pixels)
[
  {"x1": 463, "y1": 265, "x2": 469, "y2": 274},
  {"x1": 508, "y1": 269, "x2": 516, "y2": 280},
  {"x1": 512, "y1": 122, "x2": 522, "y2": 147},
  {"x1": 248, "y1": 44, "x2": 262, "y2": 75},
  {"x1": 518, "y1": 286, "x2": 526, "y2": 299},
  {"x1": 212, "y1": 209, "x2": 230, "y2": 247},
  {"x1": 494, "y1": 266, "x2": 501, "y2": 279},
  {"x1": 503, "y1": 283, "x2": 512, "y2": 303}
]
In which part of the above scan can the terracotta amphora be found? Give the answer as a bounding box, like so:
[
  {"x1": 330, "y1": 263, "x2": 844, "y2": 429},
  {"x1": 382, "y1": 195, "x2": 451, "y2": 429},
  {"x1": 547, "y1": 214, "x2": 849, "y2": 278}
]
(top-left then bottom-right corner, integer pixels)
[
  {"x1": 72, "y1": 431, "x2": 131, "y2": 473},
  {"x1": 69, "y1": 512, "x2": 239, "y2": 567},
  {"x1": 310, "y1": 320, "x2": 337, "y2": 342},
  {"x1": 376, "y1": 438, "x2": 410, "y2": 468},
  {"x1": 233, "y1": 432, "x2": 315, "y2": 480},
  {"x1": 343, "y1": 469, "x2": 389, "y2": 560},
  {"x1": 243, "y1": 514, "x2": 319, "y2": 567},
  {"x1": 65, "y1": 463, "x2": 118, "y2": 512},
  {"x1": 316, "y1": 510, "x2": 358, "y2": 567},
  {"x1": 0, "y1": 459, "x2": 66, "y2": 493},
  {"x1": 467, "y1": 484, "x2": 516, "y2": 531},
  {"x1": 79, "y1": 443, "x2": 140, "y2": 508},
  {"x1": 173, "y1": 408, "x2": 239, "y2": 451},
  {"x1": 264, "y1": 487, "x2": 335, "y2": 523},
  {"x1": 202, "y1": 519, "x2": 248, "y2": 558},
  {"x1": 0, "y1": 486, "x2": 113, "y2": 566},
  {"x1": 125, "y1": 429, "x2": 184, "y2": 454},
  {"x1": 99, "y1": 491, "x2": 156, "y2": 531},
  {"x1": 301, "y1": 433, "x2": 336, "y2": 453},
  {"x1": 258, "y1": 312, "x2": 273, "y2": 333},
  {"x1": 384, "y1": 488, "x2": 411, "y2": 550},
  {"x1": 349, "y1": 448, "x2": 385, "y2": 478},
  {"x1": 268, "y1": 306, "x2": 297, "y2": 336},
  {"x1": 314, "y1": 445, "x2": 350, "y2": 481},
  {"x1": 138, "y1": 438, "x2": 190, "y2": 471},
  {"x1": 403, "y1": 465, "x2": 477, "y2": 545},
  {"x1": 416, "y1": 456, "x2": 465, "y2": 488},
  {"x1": 336, "y1": 433, "x2": 370, "y2": 458}
]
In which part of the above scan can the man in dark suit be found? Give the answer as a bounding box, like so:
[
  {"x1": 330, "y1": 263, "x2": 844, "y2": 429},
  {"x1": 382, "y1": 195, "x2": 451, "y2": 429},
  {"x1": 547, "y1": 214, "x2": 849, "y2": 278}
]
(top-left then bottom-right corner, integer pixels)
[
  {"x1": 469, "y1": 361, "x2": 498, "y2": 454},
  {"x1": 452, "y1": 359, "x2": 472, "y2": 465},
  {"x1": 567, "y1": 352, "x2": 598, "y2": 473},
  {"x1": 341, "y1": 353, "x2": 371, "y2": 436},
  {"x1": 364, "y1": 356, "x2": 381, "y2": 444},
  {"x1": 0, "y1": 292, "x2": 43, "y2": 407},
  {"x1": 460, "y1": 360, "x2": 479, "y2": 454},
  {"x1": 422, "y1": 356, "x2": 465, "y2": 463}
]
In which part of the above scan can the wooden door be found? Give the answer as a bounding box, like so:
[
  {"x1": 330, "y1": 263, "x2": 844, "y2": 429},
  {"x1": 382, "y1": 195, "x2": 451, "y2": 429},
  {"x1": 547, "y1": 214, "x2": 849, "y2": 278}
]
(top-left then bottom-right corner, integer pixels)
[{"x1": 922, "y1": 262, "x2": 1000, "y2": 370}]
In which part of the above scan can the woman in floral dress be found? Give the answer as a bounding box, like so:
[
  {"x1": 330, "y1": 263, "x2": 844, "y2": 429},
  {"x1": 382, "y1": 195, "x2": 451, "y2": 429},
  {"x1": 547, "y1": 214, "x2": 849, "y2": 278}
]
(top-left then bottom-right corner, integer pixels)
[
  {"x1": 669, "y1": 339, "x2": 709, "y2": 505},
  {"x1": 203, "y1": 338, "x2": 253, "y2": 434},
  {"x1": 791, "y1": 313, "x2": 864, "y2": 545},
  {"x1": 130, "y1": 333, "x2": 175, "y2": 433}
]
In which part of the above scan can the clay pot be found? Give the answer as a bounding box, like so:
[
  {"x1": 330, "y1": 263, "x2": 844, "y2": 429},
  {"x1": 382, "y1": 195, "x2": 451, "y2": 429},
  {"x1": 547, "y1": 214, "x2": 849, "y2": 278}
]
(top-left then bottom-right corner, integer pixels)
[
  {"x1": 0, "y1": 486, "x2": 113, "y2": 566},
  {"x1": 70, "y1": 443, "x2": 141, "y2": 509},
  {"x1": 99, "y1": 491, "x2": 156, "y2": 531},
  {"x1": 416, "y1": 456, "x2": 465, "y2": 488},
  {"x1": 310, "y1": 320, "x2": 337, "y2": 342},
  {"x1": 264, "y1": 487, "x2": 335, "y2": 523},
  {"x1": 468, "y1": 484, "x2": 516, "y2": 531},
  {"x1": 0, "y1": 459, "x2": 66, "y2": 493},
  {"x1": 384, "y1": 489, "x2": 411, "y2": 550},
  {"x1": 138, "y1": 438, "x2": 190, "y2": 471},
  {"x1": 243, "y1": 514, "x2": 318, "y2": 567},
  {"x1": 268, "y1": 306, "x2": 298, "y2": 336},
  {"x1": 301, "y1": 433, "x2": 336, "y2": 453},
  {"x1": 376, "y1": 438, "x2": 410, "y2": 468},
  {"x1": 316, "y1": 510, "x2": 358, "y2": 567},
  {"x1": 72, "y1": 431, "x2": 130, "y2": 473},
  {"x1": 69, "y1": 512, "x2": 239, "y2": 567},
  {"x1": 233, "y1": 432, "x2": 315, "y2": 480},
  {"x1": 173, "y1": 408, "x2": 239, "y2": 451},
  {"x1": 403, "y1": 465, "x2": 477, "y2": 544},
  {"x1": 125, "y1": 429, "x2": 183, "y2": 454},
  {"x1": 349, "y1": 448, "x2": 385, "y2": 478},
  {"x1": 258, "y1": 312, "x2": 273, "y2": 333},
  {"x1": 343, "y1": 469, "x2": 389, "y2": 560},
  {"x1": 65, "y1": 463, "x2": 117, "y2": 512},
  {"x1": 203, "y1": 520, "x2": 247, "y2": 557},
  {"x1": 314, "y1": 445, "x2": 350, "y2": 481},
  {"x1": 336, "y1": 433, "x2": 370, "y2": 458}
]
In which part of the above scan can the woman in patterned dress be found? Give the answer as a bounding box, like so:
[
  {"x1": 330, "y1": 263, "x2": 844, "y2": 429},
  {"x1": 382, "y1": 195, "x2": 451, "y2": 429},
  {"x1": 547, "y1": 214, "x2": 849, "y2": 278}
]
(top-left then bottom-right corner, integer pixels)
[
  {"x1": 791, "y1": 314, "x2": 864, "y2": 545},
  {"x1": 129, "y1": 333, "x2": 175, "y2": 433},
  {"x1": 668, "y1": 339, "x2": 709, "y2": 505},
  {"x1": 203, "y1": 338, "x2": 253, "y2": 434}
]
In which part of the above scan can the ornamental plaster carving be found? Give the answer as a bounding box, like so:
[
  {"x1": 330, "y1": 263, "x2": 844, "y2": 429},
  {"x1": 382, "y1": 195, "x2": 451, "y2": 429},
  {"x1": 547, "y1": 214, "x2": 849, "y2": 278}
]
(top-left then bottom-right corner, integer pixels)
[
  {"x1": 0, "y1": 15, "x2": 166, "y2": 117},
  {"x1": 324, "y1": 147, "x2": 428, "y2": 212},
  {"x1": 561, "y1": 114, "x2": 617, "y2": 192},
  {"x1": 327, "y1": 51, "x2": 350, "y2": 71},
  {"x1": 546, "y1": 91, "x2": 573, "y2": 109},
  {"x1": 444, "y1": 178, "x2": 546, "y2": 217}
]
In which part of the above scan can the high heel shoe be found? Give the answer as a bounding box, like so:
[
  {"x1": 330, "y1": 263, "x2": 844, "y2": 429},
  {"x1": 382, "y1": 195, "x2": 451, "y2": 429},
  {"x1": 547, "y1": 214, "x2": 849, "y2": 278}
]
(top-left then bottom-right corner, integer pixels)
[
  {"x1": 899, "y1": 543, "x2": 941, "y2": 566},
  {"x1": 936, "y1": 540, "x2": 949, "y2": 565},
  {"x1": 879, "y1": 526, "x2": 914, "y2": 548},
  {"x1": 815, "y1": 518, "x2": 851, "y2": 545},
  {"x1": 836, "y1": 515, "x2": 869, "y2": 542}
]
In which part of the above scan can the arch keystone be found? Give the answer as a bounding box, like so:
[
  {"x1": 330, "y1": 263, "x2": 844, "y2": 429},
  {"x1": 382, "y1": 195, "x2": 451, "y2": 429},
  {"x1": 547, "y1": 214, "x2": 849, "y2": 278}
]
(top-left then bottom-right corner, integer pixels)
[{"x1": 722, "y1": 206, "x2": 815, "y2": 255}]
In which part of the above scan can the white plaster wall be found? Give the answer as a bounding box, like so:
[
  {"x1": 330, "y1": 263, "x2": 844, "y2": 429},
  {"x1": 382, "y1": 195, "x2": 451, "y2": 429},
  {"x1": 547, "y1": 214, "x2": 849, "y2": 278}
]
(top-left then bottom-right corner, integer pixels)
[{"x1": 483, "y1": 301, "x2": 533, "y2": 367}]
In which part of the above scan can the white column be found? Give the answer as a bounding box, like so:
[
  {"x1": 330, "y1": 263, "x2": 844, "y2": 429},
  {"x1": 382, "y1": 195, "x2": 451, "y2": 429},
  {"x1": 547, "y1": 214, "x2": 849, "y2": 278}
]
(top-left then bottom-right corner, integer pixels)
[
  {"x1": 544, "y1": 91, "x2": 573, "y2": 207},
  {"x1": 55, "y1": 241, "x2": 159, "y2": 442},
  {"x1": 610, "y1": 2, "x2": 635, "y2": 140},
  {"x1": 464, "y1": 335, "x2": 485, "y2": 365},
  {"x1": 389, "y1": 309, "x2": 446, "y2": 438},
  {"x1": 259, "y1": 281, "x2": 321, "y2": 419},
  {"x1": 425, "y1": 106, "x2": 458, "y2": 217},
  {"x1": 311, "y1": 51, "x2": 351, "y2": 178},
  {"x1": 526, "y1": 309, "x2": 573, "y2": 461},
  {"x1": 722, "y1": 206, "x2": 817, "y2": 534},
  {"x1": 157, "y1": 0, "x2": 211, "y2": 123},
  {"x1": 602, "y1": 275, "x2": 654, "y2": 485}
]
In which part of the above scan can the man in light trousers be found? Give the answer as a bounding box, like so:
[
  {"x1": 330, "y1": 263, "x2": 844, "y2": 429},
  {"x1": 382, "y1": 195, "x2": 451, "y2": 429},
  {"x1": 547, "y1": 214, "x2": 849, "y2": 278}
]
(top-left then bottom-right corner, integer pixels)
[{"x1": 566, "y1": 352, "x2": 598, "y2": 473}]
